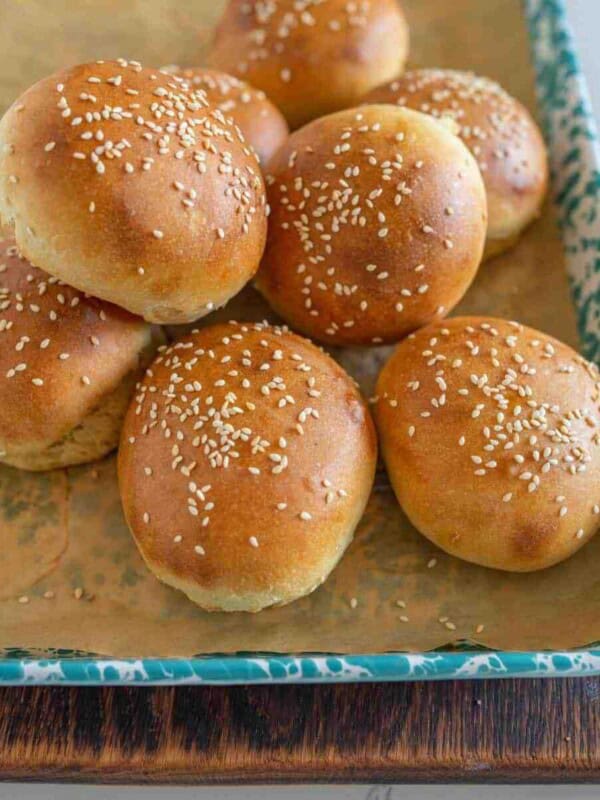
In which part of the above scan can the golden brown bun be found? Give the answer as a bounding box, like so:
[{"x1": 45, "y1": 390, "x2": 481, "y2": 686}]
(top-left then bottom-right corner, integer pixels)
[
  {"x1": 364, "y1": 69, "x2": 548, "y2": 259},
  {"x1": 0, "y1": 59, "x2": 267, "y2": 324},
  {"x1": 256, "y1": 105, "x2": 487, "y2": 346},
  {"x1": 375, "y1": 317, "x2": 600, "y2": 572},
  {"x1": 162, "y1": 66, "x2": 289, "y2": 166},
  {"x1": 206, "y1": 0, "x2": 409, "y2": 129},
  {"x1": 0, "y1": 239, "x2": 161, "y2": 470},
  {"x1": 118, "y1": 320, "x2": 377, "y2": 612}
]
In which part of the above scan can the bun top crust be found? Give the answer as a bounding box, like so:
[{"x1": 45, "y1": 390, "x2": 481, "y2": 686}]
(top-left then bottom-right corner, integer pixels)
[
  {"x1": 0, "y1": 238, "x2": 154, "y2": 455},
  {"x1": 0, "y1": 59, "x2": 267, "y2": 324},
  {"x1": 375, "y1": 317, "x2": 600, "y2": 571},
  {"x1": 207, "y1": 0, "x2": 409, "y2": 129},
  {"x1": 162, "y1": 67, "x2": 289, "y2": 165},
  {"x1": 118, "y1": 320, "x2": 377, "y2": 611},
  {"x1": 256, "y1": 105, "x2": 487, "y2": 346},
  {"x1": 364, "y1": 69, "x2": 548, "y2": 246}
]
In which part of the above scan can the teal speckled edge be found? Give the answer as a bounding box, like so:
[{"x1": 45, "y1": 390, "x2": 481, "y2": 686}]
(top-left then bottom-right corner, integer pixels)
[
  {"x1": 1, "y1": 650, "x2": 600, "y2": 684},
  {"x1": 1, "y1": 0, "x2": 599, "y2": 685},
  {"x1": 526, "y1": 0, "x2": 600, "y2": 362}
]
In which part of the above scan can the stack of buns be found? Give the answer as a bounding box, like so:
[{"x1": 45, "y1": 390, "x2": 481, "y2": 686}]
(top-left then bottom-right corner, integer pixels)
[
  {"x1": 1, "y1": 0, "x2": 598, "y2": 615},
  {"x1": 364, "y1": 69, "x2": 548, "y2": 259}
]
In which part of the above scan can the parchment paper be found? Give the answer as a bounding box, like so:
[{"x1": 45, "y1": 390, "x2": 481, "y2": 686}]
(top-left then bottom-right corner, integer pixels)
[{"x1": 1, "y1": 0, "x2": 595, "y2": 657}]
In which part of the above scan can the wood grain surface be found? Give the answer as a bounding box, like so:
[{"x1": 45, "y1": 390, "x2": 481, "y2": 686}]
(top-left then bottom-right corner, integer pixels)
[{"x1": 1, "y1": 679, "x2": 599, "y2": 784}]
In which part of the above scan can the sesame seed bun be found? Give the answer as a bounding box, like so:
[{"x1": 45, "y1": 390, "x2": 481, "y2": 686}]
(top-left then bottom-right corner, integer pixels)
[
  {"x1": 375, "y1": 317, "x2": 600, "y2": 572},
  {"x1": 118, "y1": 320, "x2": 377, "y2": 612},
  {"x1": 0, "y1": 59, "x2": 268, "y2": 324},
  {"x1": 364, "y1": 69, "x2": 548, "y2": 259},
  {"x1": 206, "y1": 0, "x2": 409, "y2": 130},
  {"x1": 255, "y1": 105, "x2": 487, "y2": 346},
  {"x1": 0, "y1": 238, "x2": 162, "y2": 471},
  {"x1": 162, "y1": 67, "x2": 289, "y2": 166}
]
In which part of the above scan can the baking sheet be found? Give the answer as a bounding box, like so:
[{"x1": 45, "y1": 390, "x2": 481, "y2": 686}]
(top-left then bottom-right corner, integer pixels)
[{"x1": 0, "y1": 0, "x2": 596, "y2": 657}]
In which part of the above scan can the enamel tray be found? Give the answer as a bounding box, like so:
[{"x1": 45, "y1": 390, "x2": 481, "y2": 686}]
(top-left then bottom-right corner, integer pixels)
[{"x1": 2, "y1": 0, "x2": 600, "y2": 685}]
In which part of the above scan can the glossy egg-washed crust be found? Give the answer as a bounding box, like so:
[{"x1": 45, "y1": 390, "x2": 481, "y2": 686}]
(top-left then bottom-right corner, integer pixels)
[
  {"x1": 364, "y1": 69, "x2": 548, "y2": 259},
  {"x1": 118, "y1": 321, "x2": 377, "y2": 612},
  {"x1": 256, "y1": 105, "x2": 487, "y2": 346},
  {"x1": 0, "y1": 59, "x2": 267, "y2": 324},
  {"x1": 375, "y1": 317, "x2": 600, "y2": 572},
  {"x1": 163, "y1": 67, "x2": 289, "y2": 166},
  {"x1": 0, "y1": 238, "x2": 158, "y2": 466},
  {"x1": 207, "y1": 0, "x2": 409, "y2": 129}
]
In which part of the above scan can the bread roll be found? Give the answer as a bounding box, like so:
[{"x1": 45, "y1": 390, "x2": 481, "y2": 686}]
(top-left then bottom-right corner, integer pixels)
[
  {"x1": 364, "y1": 69, "x2": 548, "y2": 259},
  {"x1": 162, "y1": 67, "x2": 288, "y2": 165},
  {"x1": 0, "y1": 59, "x2": 267, "y2": 324},
  {"x1": 207, "y1": 0, "x2": 409, "y2": 129},
  {"x1": 256, "y1": 105, "x2": 487, "y2": 346},
  {"x1": 375, "y1": 316, "x2": 600, "y2": 572},
  {"x1": 118, "y1": 320, "x2": 377, "y2": 612},
  {"x1": 0, "y1": 238, "x2": 161, "y2": 471}
]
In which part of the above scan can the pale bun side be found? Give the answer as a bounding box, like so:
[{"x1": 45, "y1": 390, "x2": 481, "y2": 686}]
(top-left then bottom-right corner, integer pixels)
[
  {"x1": 0, "y1": 238, "x2": 162, "y2": 470},
  {"x1": 256, "y1": 105, "x2": 487, "y2": 346},
  {"x1": 375, "y1": 316, "x2": 600, "y2": 572},
  {"x1": 207, "y1": 0, "x2": 409, "y2": 129},
  {"x1": 0, "y1": 59, "x2": 267, "y2": 324},
  {"x1": 5, "y1": 370, "x2": 139, "y2": 471},
  {"x1": 162, "y1": 66, "x2": 289, "y2": 166},
  {"x1": 364, "y1": 69, "x2": 548, "y2": 259},
  {"x1": 118, "y1": 320, "x2": 377, "y2": 612}
]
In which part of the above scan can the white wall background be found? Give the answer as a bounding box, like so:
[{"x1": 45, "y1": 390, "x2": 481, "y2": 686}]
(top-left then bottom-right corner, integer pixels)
[{"x1": 1, "y1": 784, "x2": 600, "y2": 798}]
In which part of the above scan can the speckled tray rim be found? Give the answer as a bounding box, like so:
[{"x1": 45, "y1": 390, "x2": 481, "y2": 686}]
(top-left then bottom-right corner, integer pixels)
[{"x1": 2, "y1": 0, "x2": 600, "y2": 684}]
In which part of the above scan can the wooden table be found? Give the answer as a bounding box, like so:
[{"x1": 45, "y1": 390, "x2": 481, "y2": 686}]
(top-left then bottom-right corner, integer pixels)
[{"x1": 1, "y1": 679, "x2": 599, "y2": 784}]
